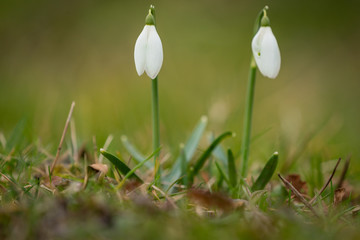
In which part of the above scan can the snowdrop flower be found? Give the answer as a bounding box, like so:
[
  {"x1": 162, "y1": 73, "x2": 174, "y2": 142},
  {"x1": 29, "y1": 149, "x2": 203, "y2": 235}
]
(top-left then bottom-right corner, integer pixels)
[
  {"x1": 134, "y1": 7, "x2": 163, "y2": 79},
  {"x1": 251, "y1": 13, "x2": 281, "y2": 79}
]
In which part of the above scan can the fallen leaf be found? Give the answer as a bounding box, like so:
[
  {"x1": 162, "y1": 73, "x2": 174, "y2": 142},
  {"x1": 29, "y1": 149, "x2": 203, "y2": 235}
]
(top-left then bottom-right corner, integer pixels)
[
  {"x1": 233, "y1": 199, "x2": 248, "y2": 208},
  {"x1": 187, "y1": 188, "x2": 234, "y2": 212},
  {"x1": 43, "y1": 176, "x2": 68, "y2": 188},
  {"x1": 334, "y1": 188, "x2": 346, "y2": 206},
  {"x1": 340, "y1": 180, "x2": 354, "y2": 201},
  {"x1": 351, "y1": 205, "x2": 360, "y2": 216},
  {"x1": 286, "y1": 174, "x2": 307, "y2": 194},
  {"x1": 89, "y1": 164, "x2": 109, "y2": 175},
  {"x1": 123, "y1": 179, "x2": 142, "y2": 192}
]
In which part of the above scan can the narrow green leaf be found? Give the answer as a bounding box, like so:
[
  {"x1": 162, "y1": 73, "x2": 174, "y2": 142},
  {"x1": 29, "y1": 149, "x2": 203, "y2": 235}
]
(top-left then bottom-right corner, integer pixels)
[
  {"x1": 6, "y1": 119, "x2": 26, "y2": 152},
  {"x1": 165, "y1": 176, "x2": 184, "y2": 194},
  {"x1": 189, "y1": 131, "x2": 234, "y2": 185},
  {"x1": 214, "y1": 161, "x2": 231, "y2": 186},
  {"x1": 251, "y1": 152, "x2": 278, "y2": 191},
  {"x1": 210, "y1": 132, "x2": 228, "y2": 166},
  {"x1": 330, "y1": 206, "x2": 357, "y2": 223},
  {"x1": 251, "y1": 127, "x2": 272, "y2": 142},
  {"x1": 120, "y1": 135, "x2": 152, "y2": 168},
  {"x1": 100, "y1": 148, "x2": 142, "y2": 182},
  {"x1": 227, "y1": 149, "x2": 237, "y2": 188},
  {"x1": 180, "y1": 144, "x2": 188, "y2": 186},
  {"x1": 183, "y1": 116, "x2": 208, "y2": 160},
  {"x1": 118, "y1": 147, "x2": 161, "y2": 188},
  {"x1": 166, "y1": 116, "x2": 208, "y2": 182}
]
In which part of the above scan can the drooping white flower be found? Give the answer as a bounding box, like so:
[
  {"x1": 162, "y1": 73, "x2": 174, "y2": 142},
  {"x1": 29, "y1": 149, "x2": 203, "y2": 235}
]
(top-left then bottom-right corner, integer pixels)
[
  {"x1": 134, "y1": 10, "x2": 163, "y2": 79},
  {"x1": 251, "y1": 17, "x2": 281, "y2": 79}
]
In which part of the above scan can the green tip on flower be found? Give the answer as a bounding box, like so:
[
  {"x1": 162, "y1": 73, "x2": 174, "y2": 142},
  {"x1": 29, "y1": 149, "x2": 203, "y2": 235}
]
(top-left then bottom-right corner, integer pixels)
[
  {"x1": 145, "y1": 11, "x2": 155, "y2": 25},
  {"x1": 261, "y1": 8, "x2": 270, "y2": 27},
  {"x1": 145, "y1": 5, "x2": 156, "y2": 25}
]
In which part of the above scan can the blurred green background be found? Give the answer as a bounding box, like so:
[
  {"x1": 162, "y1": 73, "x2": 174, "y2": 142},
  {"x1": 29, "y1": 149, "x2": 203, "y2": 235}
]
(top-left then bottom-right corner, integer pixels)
[{"x1": 0, "y1": 0, "x2": 359, "y2": 172}]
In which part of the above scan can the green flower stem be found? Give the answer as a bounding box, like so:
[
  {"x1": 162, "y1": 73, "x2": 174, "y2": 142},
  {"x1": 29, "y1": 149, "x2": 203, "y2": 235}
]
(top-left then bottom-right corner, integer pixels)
[
  {"x1": 151, "y1": 76, "x2": 161, "y2": 181},
  {"x1": 240, "y1": 58, "x2": 257, "y2": 178},
  {"x1": 239, "y1": 6, "x2": 268, "y2": 179}
]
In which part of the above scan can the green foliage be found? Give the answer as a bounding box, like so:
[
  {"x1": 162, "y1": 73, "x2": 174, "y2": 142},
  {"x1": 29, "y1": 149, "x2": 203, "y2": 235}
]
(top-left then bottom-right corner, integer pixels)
[
  {"x1": 118, "y1": 147, "x2": 160, "y2": 188},
  {"x1": 5, "y1": 119, "x2": 27, "y2": 153},
  {"x1": 188, "y1": 131, "x2": 234, "y2": 186},
  {"x1": 100, "y1": 148, "x2": 142, "y2": 182},
  {"x1": 251, "y1": 152, "x2": 278, "y2": 192},
  {"x1": 166, "y1": 116, "x2": 208, "y2": 183},
  {"x1": 227, "y1": 149, "x2": 237, "y2": 188},
  {"x1": 214, "y1": 160, "x2": 230, "y2": 186},
  {"x1": 121, "y1": 135, "x2": 149, "y2": 166}
]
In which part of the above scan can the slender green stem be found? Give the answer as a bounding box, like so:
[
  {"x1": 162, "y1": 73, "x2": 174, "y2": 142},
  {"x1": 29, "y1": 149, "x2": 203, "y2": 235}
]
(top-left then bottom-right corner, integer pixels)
[
  {"x1": 240, "y1": 57, "x2": 257, "y2": 178},
  {"x1": 151, "y1": 77, "x2": 161, "y2": 181},
  {"x1": 239, "y1": 6, "x2": 267, "y2": 179}
]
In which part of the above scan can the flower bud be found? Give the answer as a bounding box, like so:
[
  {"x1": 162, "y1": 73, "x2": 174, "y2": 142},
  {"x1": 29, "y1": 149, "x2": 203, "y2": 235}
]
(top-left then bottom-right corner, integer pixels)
[
  {"x1": 134, "y1": 6, "x2": 163, "y2": 79},
  {"x1": 251, "y1": 13, "x2": 281, "y2": 79}
]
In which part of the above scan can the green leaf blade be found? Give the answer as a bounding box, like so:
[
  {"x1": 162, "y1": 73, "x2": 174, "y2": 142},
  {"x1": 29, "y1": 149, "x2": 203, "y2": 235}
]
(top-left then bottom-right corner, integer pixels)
[
  {"x1": 189, "y1": 131, "x2": 234, "y2": 185},
  {"x1": 214, "y1": 161, "x2": 231, "y2": 186},
  {"x1": 227, "y1": 149, "x2": 237, "y2": 188},
  {"x1": 120, "y1": 135, "x2": 152, "y2": 168},
  {"x1": 251, "y1": 152, "x2": 278, "y2": 192},
  {"x1": 165, "y1": 116, "x2": 208, "y2": 182},
  {"x1": 119, "y1": 147, "x2": 161, "y2": 188},
  {"x1": 100, "y1": 149, "x2": 142, "y2": 182}
]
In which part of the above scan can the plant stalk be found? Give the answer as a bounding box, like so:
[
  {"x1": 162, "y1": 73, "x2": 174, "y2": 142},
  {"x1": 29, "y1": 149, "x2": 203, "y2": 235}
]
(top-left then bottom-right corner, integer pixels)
[
  {"x1": 240, "y1": 57, "x2": 257, "y2": 178},
  {"x1": 239, "y1": 6, "x2": 267, "y2": 179},
  {"x1": 151, "y1": 77, "x2": 161, "y2": 181}
]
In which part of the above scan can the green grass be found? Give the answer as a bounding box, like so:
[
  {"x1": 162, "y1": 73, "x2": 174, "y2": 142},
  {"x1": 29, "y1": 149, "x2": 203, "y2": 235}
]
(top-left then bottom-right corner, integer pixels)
[{"x1": 0, "y1": 114, "x2": 360, "y2": 240}]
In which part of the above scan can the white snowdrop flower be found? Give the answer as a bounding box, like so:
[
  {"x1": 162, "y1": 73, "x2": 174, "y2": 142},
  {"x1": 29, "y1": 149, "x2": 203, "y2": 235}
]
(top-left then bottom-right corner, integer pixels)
[
  {"x1": 134, "y1": 9, "x2": 163, "y2": 79},
  {"x1": 251, "y1": 15, "x2": 281, "y2": 79}
]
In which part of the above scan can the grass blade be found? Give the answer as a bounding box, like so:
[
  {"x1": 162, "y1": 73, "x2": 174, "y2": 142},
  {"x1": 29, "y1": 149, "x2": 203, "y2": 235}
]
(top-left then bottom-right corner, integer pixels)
[
  {"x1": 189, "y1": 131, "x2": 234, "y2": 185},
  {"x1": 180, "y1": 144, "x2": 188, "y2": 186},
  {"x1": 121, "y1": 135, "x2": 152, "y2": 168},
  {"x1": 183, "y1": 116, "x2": 208, "y2": 160},
  {"x1": 214, "y1": 161, "x2": 231, "y2": 186},
  {"x1": 118, "y1": 147, "x2": 161, "y2": 188},
  {"x1": 6, "y1": 119, "x2": 26, "y2": 152},
  {"x1": 100, "y1": 148, "x2": 142, "y2": 182},
  {"x1": 227, "y1": 149, "x2": 237, "y2": 188},
  {"x1": 210, "y1": 132, "x2": 228, "y2": 166},
  {"x1": 251, "y1": 152, "x2": 278, "y2": 191},
  {"x1": 166, "y1": 116, "x2": 208, "y2": 182}
]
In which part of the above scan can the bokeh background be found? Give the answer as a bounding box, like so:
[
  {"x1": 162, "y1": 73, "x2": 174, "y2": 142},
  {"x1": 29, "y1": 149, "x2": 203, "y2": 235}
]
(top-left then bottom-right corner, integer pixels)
[{"x1": 0, "y1": 0, "x2": 359, "y2": 173}]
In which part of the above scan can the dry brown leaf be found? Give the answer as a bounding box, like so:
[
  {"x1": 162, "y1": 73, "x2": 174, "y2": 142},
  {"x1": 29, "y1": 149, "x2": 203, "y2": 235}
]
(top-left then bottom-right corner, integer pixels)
[
  {"x1": 286, "y1": 174, "x2": 307, "y2": 195},
  {"x1": 43, "y1": 176, "x2": 68, "y2": 188},
  {"x1": 187, "y1": 189, "x2": 234, "y2": 212},
  {"x1": 123, "y1": 179, "x2": 143, "y2": 193},
  {"x1": 340, "y1": 180, "x2": 354, "y2": 200},
  {"x1": 351, "y1": 205, "x2": 360, "y2": 216},
  {"x1": 233, "y1": 199, "x2": 248, "y2": 208},
  {"x1": 89, "y1": 163, "x2": 109, "y2": 175},
  {"x1": 334, "y1": 188, "x2": 346, "y2": 206}
]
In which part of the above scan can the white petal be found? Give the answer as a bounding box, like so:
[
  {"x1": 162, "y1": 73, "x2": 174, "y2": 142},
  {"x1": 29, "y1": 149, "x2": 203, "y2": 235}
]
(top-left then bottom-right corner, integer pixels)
[
  {"x1": 252, "y1": 27, "x2": 281, "y2": 79},
  {"x1": 134, "y1": 26, "x2": 150, "y2": 76},
  {"x1": 145, "y1": 26, "x2": 163, "y2": 79}
]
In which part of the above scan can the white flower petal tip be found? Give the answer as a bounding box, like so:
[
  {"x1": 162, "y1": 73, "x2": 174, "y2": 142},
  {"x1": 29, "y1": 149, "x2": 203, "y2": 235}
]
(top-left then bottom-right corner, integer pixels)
[
  {"x1": 134, "y1": 25, "x2": 163, "y2": 79},
  {"x1": 252, "y1": 26, "x2": 281, "y2": 79}
]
